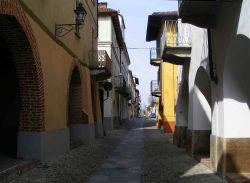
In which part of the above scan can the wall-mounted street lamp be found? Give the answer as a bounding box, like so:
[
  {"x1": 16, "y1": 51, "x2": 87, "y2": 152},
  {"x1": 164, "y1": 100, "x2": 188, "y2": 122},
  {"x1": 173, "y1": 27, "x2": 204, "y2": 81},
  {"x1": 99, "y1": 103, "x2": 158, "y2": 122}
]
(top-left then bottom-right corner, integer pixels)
[{"x1": 55, "y1": 3, "x2": 87, "y2": 38}]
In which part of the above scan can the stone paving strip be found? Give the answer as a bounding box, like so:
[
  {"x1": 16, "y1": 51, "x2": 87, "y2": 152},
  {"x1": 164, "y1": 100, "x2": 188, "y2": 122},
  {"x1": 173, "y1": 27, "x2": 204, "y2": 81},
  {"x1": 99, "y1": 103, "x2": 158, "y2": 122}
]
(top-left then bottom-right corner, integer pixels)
[
  {"x1": 88, "y1": 118, "x2": 144, "y2": 183},
  {"x1": 142, "y1": 120, "x2": 227, "y2": 183},
  {"x1": 9, "y1": 121, "x2": 134, "y2": 183}
]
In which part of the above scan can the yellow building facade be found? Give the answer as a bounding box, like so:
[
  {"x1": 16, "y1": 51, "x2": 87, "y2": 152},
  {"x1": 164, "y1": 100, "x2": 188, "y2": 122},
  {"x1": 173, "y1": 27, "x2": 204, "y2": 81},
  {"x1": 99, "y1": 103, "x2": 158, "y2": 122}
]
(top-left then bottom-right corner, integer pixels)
[
  {"x1": 160, "y1": 62, "x2": 177, "y2": 132},
  {"x1": 0, "y1": 0, "x2": 105, "y2": 163},
  {"x1": 147, "y1": 12, "x2": 178, "y2": 133}
]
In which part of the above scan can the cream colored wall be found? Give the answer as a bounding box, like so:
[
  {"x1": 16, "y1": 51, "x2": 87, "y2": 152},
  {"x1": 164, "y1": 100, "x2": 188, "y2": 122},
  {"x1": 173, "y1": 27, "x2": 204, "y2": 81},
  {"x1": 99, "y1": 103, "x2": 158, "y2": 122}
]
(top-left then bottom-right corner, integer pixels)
[
  {"x1": 28, "y1": 15, "x2": 94, "y2": 131},
  {"x1": 22, "y1": 0, "x2": 97, "y2": 66},
  {"x1": 28, "y1": 16, "x2": 72, "y2": 130}
]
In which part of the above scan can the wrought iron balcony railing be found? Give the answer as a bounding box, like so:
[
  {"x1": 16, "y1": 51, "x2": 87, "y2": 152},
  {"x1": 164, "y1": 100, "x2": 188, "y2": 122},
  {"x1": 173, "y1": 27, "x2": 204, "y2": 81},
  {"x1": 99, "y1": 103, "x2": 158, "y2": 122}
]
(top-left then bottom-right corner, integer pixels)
[
  {"x1": 90, "y1": 50, "x2": 112, "y2": 80},
  {"x1": 150, "y1": 48, "x2": 161, "y2": 66},
  {"x1": 113, "y1": 75, "x2": 131, "y2": 97},
  {"x1": 151, "y1": 80, "x2": 161, "y2": 97},
  {"x1": 164, "y1": 20, "x2": 191, "y2": 47},
  {"x1": 97, "y1": 50, "x2": 112, "y2": 69},
  {"x1": 113, "y1": 75, "x2": 126, "y2": 89},
  {"x1": 161, "y1": 19, "x2": 192, "y2": 65}
]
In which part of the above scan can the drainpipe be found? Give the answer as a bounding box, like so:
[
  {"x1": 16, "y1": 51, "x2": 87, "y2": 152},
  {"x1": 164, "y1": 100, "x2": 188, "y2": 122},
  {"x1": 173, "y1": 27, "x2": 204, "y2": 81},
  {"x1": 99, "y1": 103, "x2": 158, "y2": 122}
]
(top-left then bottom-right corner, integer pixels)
[{"x1": 207, "y1": 29, "x2": 218, "y2": 84}]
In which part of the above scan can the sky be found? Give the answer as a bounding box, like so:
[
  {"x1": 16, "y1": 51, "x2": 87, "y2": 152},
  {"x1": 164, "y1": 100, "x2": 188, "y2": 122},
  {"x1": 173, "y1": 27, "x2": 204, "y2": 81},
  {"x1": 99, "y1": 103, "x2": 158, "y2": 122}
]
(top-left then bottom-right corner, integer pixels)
[{"x1": 104, "y1": 0, "x2": 178, "y2": 108}]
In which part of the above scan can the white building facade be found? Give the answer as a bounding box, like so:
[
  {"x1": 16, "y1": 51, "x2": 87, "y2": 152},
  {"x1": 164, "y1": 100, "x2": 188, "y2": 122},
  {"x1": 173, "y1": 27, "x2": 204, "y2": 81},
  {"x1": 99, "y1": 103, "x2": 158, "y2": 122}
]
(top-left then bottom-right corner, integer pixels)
[
  {"x1": 98, "y1": 3, "x2": 131, "y2": 132},
  {"x1": 177, "y1": 0, "x2": 250, "y2": 176}
]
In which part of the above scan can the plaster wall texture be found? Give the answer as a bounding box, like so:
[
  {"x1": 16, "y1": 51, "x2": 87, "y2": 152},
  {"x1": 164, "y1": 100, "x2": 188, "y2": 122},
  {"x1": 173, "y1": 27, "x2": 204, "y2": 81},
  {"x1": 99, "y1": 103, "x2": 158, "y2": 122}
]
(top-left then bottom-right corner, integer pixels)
[
  {"x1": 98, "y1": 17, "x2": 112, "y2": 43},
  {"x1": 22, "y1": 1, "x2": 98, "y2": 132},
  {"x1": 104, "y1": 97, "x2": 112, "y2": 117},
  {"x1": 192, "y1": 86, "x2": 211, "y2": 130},
  {"x1": 223, "y1": 0, "x2": 250, "y2": 138},
  {"x1": 160, "y1": 62, "x2": 177, "y2": 123},
  {"x1": 187, "y1": 1, "x2": 250, "y2": 138},
  {"x1": 98, "y1": 12, "x2": 130, "y2": 124},
  {"x1": 1, "y1": 0, "x2": 100, "y2": 162},
  {"x1": 28, "y1": 16, "x2": 74, "y2": 131},
  {"x1": 188, "y1": 27, "x2": 210, "y2": 130},
  {"x1": 98, "y1": 17, "x2": 114, "y2": 120},
  {"x1": 22, "y1": 0, "x2": 97, "y2": 64},
  {"x1": 211, "y1": 1, "x2": 248, "y2": 138},
  {"x1": 175, "y1": 80, "x2": 188, "y2": 127},
  {"x1": 176, "y1": 61, "x2": 189, "y2": 127}
]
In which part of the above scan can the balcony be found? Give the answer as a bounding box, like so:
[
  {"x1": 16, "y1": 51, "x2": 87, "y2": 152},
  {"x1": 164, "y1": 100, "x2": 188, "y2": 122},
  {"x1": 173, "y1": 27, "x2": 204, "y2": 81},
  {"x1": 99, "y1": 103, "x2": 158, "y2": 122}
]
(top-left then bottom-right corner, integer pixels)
[
  {"x1": 150, "y1": 48, "x2": 161, "y2": 66},
  {"x1": 151, "y1": 80, "x2": 161, "y2": 97},
  {"x1": 161, "y1": 20, "x2": 191, "y2": 65},
  {"x1": 178, "y1": 0, "x2": 218, "y2": 28},
  {"x1": 90, "y1": 50, "x2": 112, "y2": 81},
  {"x1": 113, "y1": 76, "x2": 131, "y2": 97}
]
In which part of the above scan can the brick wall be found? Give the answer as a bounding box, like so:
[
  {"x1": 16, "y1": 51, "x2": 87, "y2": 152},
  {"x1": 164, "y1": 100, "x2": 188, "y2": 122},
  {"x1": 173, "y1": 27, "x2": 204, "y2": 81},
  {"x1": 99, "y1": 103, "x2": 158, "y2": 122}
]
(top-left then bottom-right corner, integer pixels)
[
  {"x1": 68, "y1": 67, "x2": 88, "y2": 124},
  {"x1": 0, "y1": 0, "x2": 45, "y2": 132}
]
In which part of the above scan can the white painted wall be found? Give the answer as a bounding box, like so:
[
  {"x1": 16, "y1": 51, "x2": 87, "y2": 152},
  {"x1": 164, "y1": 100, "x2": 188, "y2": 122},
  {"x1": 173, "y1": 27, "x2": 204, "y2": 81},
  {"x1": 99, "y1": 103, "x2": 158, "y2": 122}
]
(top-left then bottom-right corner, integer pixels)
[
  {"x1": 176, "y1": 80, "x2": 189, "y2": 127},
  {"x1": 98, "y1": 17, "x2": 112, "y2": 43},
  {"x1": 188, "y1": 26, "x2": 210, "y2": 130},
  {"x1": 210, "y1": 1, "x2": 249, "y2": 138},
  {"x1": 192, "y1": 86, "x2": 211, "y2": 130},
  {"x1": 223, "y1": 34, "x2": 250, "y2": 138},
  {"x1": 177, "y1": 0, "x2": 250, "y2": 139},
  {"x1": 98, "y1": 16, "x2": 113, "y2": 119},
  {"x1": 98, "y1": 12, "x2": 130, "y2": 121}
]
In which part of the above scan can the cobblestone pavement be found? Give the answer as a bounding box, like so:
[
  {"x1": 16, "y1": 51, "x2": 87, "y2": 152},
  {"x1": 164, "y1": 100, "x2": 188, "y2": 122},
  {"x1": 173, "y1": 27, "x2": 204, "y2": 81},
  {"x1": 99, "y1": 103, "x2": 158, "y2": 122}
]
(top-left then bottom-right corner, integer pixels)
[
  {"x1": 142, "y1": 119, "x2": 227, "y2": 183},
  {"x1": 9, "y1": 121, "x2": 134, "y2": 183},
  {"x1": 88, "y1": 118, "x2": 143, "y2": 183},
  {"x1": 9, "y1": 118, "x2": 227, "y2": 183}
]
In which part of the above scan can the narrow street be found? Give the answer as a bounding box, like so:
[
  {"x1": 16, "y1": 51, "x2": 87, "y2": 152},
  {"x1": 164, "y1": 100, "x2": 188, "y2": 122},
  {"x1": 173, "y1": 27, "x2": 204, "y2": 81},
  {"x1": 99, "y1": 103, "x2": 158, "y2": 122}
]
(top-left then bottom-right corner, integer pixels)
[{"x1": 9, "y1": 118, "x2": 226, "y2": 183}]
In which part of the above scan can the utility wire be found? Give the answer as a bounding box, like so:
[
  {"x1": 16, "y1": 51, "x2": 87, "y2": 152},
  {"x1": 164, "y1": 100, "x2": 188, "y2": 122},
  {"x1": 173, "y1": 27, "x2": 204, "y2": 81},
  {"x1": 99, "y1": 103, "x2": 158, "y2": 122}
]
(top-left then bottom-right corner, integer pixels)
[{"x1": 98, "y1": 45, "x2": 154, "y2": 50}]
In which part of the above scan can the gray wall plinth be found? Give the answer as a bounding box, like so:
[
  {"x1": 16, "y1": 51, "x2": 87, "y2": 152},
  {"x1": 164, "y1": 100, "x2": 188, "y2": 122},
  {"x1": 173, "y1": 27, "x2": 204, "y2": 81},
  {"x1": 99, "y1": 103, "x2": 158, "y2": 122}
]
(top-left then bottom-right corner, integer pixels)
[
  {"x1": 17, "y1": 128, "x2": 69, "y2": 163},
  {"x1": 95, "y1": 120, "x2": 104, "y2": 138},
  {"x1": 70, "y1": 123, "x2": 95, "y2": 144},
  {"x1": 103, "y1": 117, "x2": 113, "y2": 134}
]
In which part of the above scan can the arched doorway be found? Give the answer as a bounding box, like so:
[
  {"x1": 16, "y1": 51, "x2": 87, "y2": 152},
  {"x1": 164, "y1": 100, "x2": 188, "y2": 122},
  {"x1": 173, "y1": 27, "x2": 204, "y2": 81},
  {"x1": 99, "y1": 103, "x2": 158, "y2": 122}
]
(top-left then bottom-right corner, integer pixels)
[
  {"x1": 0, "y1": 36, "x2": 20, "y2": 157},
  {"x1": 0, "y1": 13, "x2": 44, "y2": 161},
  {"x1": 68, "y1": 67, "x2": 84, "y2": 148},
  {"x1": 192, "y1": 66, "x2": 211, "y2": 156}
]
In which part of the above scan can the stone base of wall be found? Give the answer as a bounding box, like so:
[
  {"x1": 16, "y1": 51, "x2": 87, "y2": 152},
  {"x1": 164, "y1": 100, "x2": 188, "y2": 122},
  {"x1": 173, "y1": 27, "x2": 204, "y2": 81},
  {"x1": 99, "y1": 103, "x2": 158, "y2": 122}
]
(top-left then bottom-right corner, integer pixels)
[
  {"x1": 173, "y1": 126, "x2": 187, "y2": 148},
  {"x1": 211, "y1": 135, "x2": 250, "y2": 176},
  {"x1": 94, "y1": 120, "x2": 104, "y2": 138},
  {"x1": 70, "y1": 123, "x2": 95, "y2": 144},
  {"x1": 163, "y1": 121, "x2": 175, "y2": 133},
  {"x1": 17, "y1": 128, "x2": 69, "y2": 163},
  {"x1": 186, "y1": 129, "x2": 211, "y2": 155},
  {"x1": 103, "y1": 117, "x2": 113, "y2": 134},
  {"x1": 113, "y1": 116, "x2": 121, "y2": 129}
]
